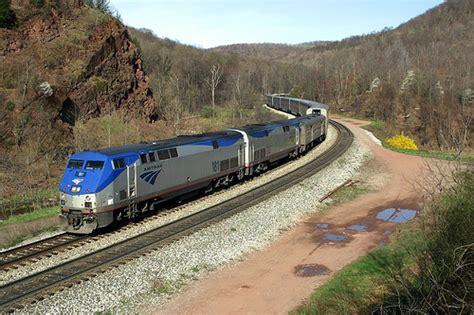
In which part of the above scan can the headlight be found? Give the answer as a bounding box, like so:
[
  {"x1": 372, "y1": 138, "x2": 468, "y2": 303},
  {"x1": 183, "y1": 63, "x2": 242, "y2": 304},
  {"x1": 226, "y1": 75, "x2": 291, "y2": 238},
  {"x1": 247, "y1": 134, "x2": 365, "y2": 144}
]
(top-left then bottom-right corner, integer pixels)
[
  {"x1": 71, "y1": 186, "x2": 81, "y2": 193},
  {"x1": 85, "y1": 196, "x2": 91, "y2": 201},
  {"x1": 60, "y1": 194, "x2": 65, "y2": 199}
]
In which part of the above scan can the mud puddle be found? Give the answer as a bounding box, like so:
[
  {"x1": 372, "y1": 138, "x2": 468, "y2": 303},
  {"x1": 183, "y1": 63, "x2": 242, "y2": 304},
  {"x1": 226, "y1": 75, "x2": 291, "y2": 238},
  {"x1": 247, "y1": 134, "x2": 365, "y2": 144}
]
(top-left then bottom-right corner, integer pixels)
[
  {"x1": 322, "y1": 233, "x2": 349, "y2": 242},
  {"x1": 294, "y1": 264, "x2": 330, "y2": 277},
  {"x1": 315, "y1": 223, "x2": 330, "y2": 229},
  {"x1": 376, "y1": 208, "x2": 417, "y2": 224},
  {"x1": 346, "y1": 223, "x2": 368, "y2": 232}
]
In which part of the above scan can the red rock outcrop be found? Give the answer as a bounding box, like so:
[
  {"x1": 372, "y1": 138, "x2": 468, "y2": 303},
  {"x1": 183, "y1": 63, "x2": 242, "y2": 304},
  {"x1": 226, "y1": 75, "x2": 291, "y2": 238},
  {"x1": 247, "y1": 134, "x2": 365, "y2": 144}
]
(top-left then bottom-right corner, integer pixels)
[{"x1": 1, "y1": 1, "x2": 156, "y2": 132}]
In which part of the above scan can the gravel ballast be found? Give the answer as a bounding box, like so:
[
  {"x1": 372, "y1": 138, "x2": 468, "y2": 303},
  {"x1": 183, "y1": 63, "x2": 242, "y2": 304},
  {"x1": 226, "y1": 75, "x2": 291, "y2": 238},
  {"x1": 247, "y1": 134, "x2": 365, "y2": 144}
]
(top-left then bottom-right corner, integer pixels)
[{"x1": 17, "y1": 126, "x2": 370, "y2": 314}]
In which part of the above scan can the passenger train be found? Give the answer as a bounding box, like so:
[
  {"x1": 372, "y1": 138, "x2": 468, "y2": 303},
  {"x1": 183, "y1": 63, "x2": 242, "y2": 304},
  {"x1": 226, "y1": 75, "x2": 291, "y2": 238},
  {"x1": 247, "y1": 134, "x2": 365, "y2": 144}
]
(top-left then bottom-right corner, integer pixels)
[{"x1": 59, "y1": 95, "x2": 330, "y2": 234}]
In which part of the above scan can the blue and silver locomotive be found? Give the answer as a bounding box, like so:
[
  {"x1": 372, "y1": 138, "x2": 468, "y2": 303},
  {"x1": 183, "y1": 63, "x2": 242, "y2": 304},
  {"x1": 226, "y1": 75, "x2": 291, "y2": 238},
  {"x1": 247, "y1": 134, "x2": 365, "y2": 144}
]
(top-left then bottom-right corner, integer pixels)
[{"x1": 59, "y1": 95, "x2": 328, "y2": 234}]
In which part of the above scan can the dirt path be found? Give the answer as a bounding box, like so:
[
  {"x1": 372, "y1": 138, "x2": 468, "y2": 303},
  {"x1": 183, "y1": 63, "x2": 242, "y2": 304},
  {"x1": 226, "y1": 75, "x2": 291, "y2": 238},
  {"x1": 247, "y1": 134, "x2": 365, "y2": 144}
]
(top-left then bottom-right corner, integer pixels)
[{"x1": 155, "y1": 118, "x2": 431, "y2": 315}]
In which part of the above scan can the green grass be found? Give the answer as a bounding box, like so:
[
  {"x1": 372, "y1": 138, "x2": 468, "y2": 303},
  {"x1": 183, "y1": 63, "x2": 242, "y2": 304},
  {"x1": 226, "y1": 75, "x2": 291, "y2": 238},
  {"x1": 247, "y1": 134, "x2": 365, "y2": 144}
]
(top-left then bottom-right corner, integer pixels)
[
  {"x1": 361, "y1": 119, "x2": 398, "y2": 145},
  {"x1": 0, "y1": 187, "x2": 57, "y2": 217},
  {"x1": 362, "y1": 120, "x2": 474, "y2": 163},
  {"x1": 332, "y1": 111, "x2": 352, "y2": 118},
  {"x1": 293, "y1": 242, "x2": 409, "y2": 315},
  {"x1": 384, "y1": 145, "x2": 474, "y2": 163},
  {"x1": 0, "y1": 206, "x2": 59, "y2": 227},
  {"x1": 328, "y1": 184, "x2": 369, "y2": 206},
  {"x1": 153, "y1": 283, "x2": 174, "y2": 295}
]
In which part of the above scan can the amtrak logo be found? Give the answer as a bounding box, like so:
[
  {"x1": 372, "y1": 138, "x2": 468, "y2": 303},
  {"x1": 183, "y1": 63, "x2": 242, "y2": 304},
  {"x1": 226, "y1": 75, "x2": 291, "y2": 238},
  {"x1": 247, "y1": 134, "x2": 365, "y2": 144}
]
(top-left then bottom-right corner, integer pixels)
[
  {"x1": 72, "y1": 178, "x2": 84, "y2": 185},
  {"x1": 140, "y1": 169, "x2": 161, "y2": 185}
]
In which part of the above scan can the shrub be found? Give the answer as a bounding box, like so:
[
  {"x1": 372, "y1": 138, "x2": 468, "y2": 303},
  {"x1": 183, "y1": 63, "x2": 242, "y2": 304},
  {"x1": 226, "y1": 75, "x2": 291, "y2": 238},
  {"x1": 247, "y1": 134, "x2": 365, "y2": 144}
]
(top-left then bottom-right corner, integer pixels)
[
  {"x1": 288, "y1": 85, "x2": 303, "y2": 98},
  {"x1": 386, "y1": 133, "x2": 418, "y2": 150},
  {"x1": 376, "y1": 170, "x2": 474, "y2": 313},
  {"x1": 201, "y1": 105, "x2": 216, "y2": 119},
  {"x1": 6, "y1": 100, "x2": 15, "y2": 111},
  {"x1": 0, "y1": 0, "x2": 16, "y2": 29},
  {"x1": 31, "y1": 0, "x2": 45, "y2": 8},
  {"x1": 84, "y1": 0, "x2": 112, "y2": 15}
]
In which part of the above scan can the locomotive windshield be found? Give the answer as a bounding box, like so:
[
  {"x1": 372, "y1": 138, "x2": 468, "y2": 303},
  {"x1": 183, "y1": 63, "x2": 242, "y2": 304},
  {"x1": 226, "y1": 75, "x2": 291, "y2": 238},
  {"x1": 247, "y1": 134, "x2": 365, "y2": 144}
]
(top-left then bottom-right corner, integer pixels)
[
  {"x1": 85, "y1": 160, "x2": 105, "y2": 170},
  {"x1": 67, "y1": 159, "x2": 84, "y2": 169}
]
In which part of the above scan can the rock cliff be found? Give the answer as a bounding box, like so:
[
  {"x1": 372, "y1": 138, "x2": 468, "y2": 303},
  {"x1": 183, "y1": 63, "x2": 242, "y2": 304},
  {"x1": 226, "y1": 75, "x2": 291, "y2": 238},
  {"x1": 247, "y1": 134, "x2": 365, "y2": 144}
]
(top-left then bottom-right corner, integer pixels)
[{"x1": 0, "y1": 1, "x2": 155, "y2": 149}]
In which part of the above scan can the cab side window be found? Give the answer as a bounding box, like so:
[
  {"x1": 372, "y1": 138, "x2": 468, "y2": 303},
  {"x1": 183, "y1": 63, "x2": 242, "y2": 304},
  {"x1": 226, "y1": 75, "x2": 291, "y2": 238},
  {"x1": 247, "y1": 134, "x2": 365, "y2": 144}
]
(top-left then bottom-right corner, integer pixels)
[
  {"x1": 113, "y1": 158, "x2": 126, "y2": 169},
  {"x1": 148, "y1": 152, "x2": 156, "y2": 162}
]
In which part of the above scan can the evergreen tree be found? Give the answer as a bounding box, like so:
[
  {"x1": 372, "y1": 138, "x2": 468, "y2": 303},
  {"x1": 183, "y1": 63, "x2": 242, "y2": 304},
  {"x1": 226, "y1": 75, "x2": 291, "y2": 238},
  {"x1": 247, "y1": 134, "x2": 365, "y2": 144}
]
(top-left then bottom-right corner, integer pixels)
[
  {"x1": 31, "y1": 0, "x2": 45, "y2": 8},
  {"x1": 84, "y1": 0, "x2": 111, "y2": 14},
  {"x1": 0, "y1": 0, "x2": 16, "y2": 29}
]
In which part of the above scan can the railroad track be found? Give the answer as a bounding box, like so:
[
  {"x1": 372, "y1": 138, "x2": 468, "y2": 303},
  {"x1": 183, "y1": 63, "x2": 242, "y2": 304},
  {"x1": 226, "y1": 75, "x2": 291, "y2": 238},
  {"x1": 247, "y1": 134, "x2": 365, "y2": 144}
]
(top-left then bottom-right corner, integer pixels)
[
  {"x1": 0, "y1": 120, "x2": 352, "y2": 312},
  {"x1": 0, "y1": 233, "x2": 88, "y2": 271},
  {"x1": 0, "y1": 191, "x2": 230, "y2": 273}
]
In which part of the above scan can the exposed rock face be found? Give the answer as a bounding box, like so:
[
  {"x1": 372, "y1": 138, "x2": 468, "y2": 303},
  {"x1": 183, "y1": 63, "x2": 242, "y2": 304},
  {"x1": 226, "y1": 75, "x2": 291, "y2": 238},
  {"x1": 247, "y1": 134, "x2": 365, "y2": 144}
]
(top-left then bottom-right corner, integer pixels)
[
  {"x1": 1, "y1": 1, "x2": 156, "y2": 134},
  {"x1": 69, "y1": 27, "x2": 155, "y2": 121}
]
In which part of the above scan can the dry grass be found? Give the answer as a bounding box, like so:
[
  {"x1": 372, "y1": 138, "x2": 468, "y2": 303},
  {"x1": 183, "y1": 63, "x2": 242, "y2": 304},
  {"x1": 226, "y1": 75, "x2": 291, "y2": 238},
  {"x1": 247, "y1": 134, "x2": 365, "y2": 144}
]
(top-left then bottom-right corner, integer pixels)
[{"x1": 0, "y1": 216, "x2": 59, "y2": 249}]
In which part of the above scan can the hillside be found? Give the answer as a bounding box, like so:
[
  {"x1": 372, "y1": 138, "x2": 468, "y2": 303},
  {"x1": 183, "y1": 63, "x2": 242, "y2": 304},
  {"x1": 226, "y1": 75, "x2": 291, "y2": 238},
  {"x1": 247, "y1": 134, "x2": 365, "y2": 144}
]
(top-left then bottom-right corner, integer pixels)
[
  {"x1": 216, "y1": 0, "x2": 474, "y2": 151},
  {"x1": 210, "y1": 43, "x2": 306, "y2": 60},
  {"x1": 0, "y1": 1, "x2": 155, "y2": 198},
  {"x1": 210, "y1": 41, "x2": 334, "y2": 60}
]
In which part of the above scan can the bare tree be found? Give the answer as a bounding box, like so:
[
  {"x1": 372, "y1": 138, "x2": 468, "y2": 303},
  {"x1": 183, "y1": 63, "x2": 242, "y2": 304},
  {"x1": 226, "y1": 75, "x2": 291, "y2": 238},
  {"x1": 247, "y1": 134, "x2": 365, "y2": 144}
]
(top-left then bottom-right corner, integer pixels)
[
  {"x1": 231, "y1": 73, "x2": 243, "y2": 125},
  {"x1": 205, "y1": 63, "x2": 223, "y2": 118},
  {"x1": 21, "y1": 61, "x2": 30, "y2": 109}
]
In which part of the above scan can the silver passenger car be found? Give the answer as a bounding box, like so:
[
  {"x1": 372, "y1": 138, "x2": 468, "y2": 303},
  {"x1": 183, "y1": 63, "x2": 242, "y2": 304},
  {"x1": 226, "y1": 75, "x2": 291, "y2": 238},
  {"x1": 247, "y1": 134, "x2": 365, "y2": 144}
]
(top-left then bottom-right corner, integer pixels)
[
  {"x1": 231, "y1": 120, "x2": 300, "y2": 175},
  {"x1": 266, "y1": 94, "x2": 329, "y2": 135}
]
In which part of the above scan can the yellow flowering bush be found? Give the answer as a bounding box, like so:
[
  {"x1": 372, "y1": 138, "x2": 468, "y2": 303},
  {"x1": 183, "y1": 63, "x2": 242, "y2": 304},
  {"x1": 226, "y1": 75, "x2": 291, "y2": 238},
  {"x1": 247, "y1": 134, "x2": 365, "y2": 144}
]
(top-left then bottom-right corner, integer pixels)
[{"x1": 386, "y1": 133, "x2": 418, "y2": 150}]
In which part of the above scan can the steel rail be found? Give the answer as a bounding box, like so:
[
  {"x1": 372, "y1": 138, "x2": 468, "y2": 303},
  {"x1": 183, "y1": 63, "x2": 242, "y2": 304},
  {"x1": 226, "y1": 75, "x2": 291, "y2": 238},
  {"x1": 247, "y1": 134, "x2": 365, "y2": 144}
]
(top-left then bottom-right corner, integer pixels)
[{"x1": 0, "y1": 233, "x2": 88, "y2": 271}]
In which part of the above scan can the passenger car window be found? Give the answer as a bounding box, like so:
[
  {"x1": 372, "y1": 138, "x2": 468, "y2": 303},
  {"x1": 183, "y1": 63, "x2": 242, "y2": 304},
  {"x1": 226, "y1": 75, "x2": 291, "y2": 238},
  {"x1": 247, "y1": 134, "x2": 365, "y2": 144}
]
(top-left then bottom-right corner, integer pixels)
[
  {"x1": 67, "y1": 159, "x2": 84, "y2": 169},
  {"x1": 113, "y1": 158, "x2": 125, "y2": 169},
  {"x1": 85, "y1": 161, "x2": 104, "y2": 170}
]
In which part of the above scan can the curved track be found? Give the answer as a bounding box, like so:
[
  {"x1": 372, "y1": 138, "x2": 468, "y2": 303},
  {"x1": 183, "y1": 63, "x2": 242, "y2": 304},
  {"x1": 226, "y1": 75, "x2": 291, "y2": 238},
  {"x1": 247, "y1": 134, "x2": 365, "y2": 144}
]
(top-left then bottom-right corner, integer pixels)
[{"x1": 0, "y1": 120, "x2": 352, "y2": 312}]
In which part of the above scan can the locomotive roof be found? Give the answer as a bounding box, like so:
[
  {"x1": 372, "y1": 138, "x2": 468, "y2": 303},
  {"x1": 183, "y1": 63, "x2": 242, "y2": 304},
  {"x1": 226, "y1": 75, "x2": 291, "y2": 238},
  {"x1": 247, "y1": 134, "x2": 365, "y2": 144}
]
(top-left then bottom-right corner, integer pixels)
[
  {"x1": 270, "y1": 116, "x2": 313, "y2": 125},
  {"x1": 234, "y1": 122, "x2": 283, "y2": 132},
  {"x1": 98, "y1": 130, "x2": 241, "y2": 156},
  {"x1": 267, "y1": 94, "x2": 329, "y2": 110}
]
